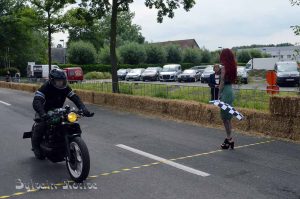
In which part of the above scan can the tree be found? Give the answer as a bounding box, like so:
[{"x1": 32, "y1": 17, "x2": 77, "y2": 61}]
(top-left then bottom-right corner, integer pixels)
[
  {"x1": 83, "y1": 0, "x2": 196, "y2": 93},
  {"x1": 119, "y1": 42, "x2": 147, "y2": 64},
  {"x1": 30, "y1": 0, "x2": 75, "y2": 73},
  {"x1": 145, "y1": 44, "x2": 166, "y2": 64},
  {"x1": 182, "y1": 48, "x2": 201, "y2": 64},
  {"x1": 237, "y1": 50, "x2": 252, "y2": 63},
  {"x1": 200, "y1": 49, "x2": 212, "y2": 63},
  {"x1": 165, "y1": 45, "x2": 183, "y2": 63},
  {"x1": 0, "y1": 1, "x2": 47, "y2": 72},
  {"x1": 290, "y1": 0, "x2": 300, "y2": 35},
  {"x1": 99, "y1": 45, "x2": 121, "y2": 64},
  {"x1": 68, "y1": 40, "x2": 97, "y2": 65}
]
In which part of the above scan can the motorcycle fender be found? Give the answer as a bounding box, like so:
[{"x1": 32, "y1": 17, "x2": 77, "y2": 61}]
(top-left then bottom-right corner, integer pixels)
[{"x1": 23, "y1": 131, "x2": 32, "y2": 139}]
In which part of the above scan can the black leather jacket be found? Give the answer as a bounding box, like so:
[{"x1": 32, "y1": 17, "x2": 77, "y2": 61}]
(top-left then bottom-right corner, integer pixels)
[{"x1": 33, "y1": 81, "x2": 86, "y2": 117}]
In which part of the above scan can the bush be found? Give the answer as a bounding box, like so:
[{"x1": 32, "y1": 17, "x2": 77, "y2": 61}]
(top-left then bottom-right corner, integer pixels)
[
  {"x1": 0, "y1": 67, "x2": 20, "y2": 76},
  {"x1": 84, "y1": 71, "x2": 112, "y2": 80},
  {"x1": 68, "y1": 40, "x2": 97, "y2": 65},
  {"x1": 119, "y1": 42, "x2": 147, "y2": 64},
  {"x1": 99, "y1": 46, "x2": 121, "y2": 65},
  {"x1": 200, "y1": 49, "x2": 212, "y2": 63},
  {"x1": 165, "y1": 45, "x2": 182, "y2": 63},
  {"x1": 237, "y1": 50, "x2": 251, "y2": 63},
  {"x1": 183, "y1": 48, "x2": 202, "y2": 64},
  {"x1": 145, "y1": 44, "x2": 167, "y2": 64},
  {"x1": 98, "y1": 46, "x2": 111, "y2": 64}
]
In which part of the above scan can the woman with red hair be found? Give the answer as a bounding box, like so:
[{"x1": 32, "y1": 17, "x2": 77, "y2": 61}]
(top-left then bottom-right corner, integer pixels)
[{"x1": 218, "y1": 48, "x2": 237, "y2": 149}]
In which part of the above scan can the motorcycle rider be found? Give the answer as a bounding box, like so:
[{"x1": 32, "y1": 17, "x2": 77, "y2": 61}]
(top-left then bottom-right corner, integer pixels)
[{"x1": 32, "y1": 68, "x2": 93, "y2": 159}]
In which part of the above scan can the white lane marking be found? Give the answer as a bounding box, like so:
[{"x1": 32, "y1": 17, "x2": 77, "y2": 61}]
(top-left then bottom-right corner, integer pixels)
[
  {"x1": 116, "y1": 144, "x2": 210, "y2": 177},
  {"x1": 0, "y1": 100, "x2": 11, "y2": 106}
]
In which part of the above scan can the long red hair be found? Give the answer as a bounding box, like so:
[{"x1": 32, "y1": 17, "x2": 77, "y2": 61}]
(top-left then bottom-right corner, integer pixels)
[{"x1": 220, "y1": 49, "x2": 237, "y2": 84}]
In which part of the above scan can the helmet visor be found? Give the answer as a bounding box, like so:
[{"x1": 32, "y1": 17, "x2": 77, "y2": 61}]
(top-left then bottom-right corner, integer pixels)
[{"x1": 52, "y1": 79, "x2": 67, "y2": 89}]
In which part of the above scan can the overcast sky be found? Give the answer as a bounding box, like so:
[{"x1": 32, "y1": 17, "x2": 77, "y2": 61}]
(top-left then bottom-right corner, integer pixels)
[{"x1": 53, "y1": 0, "x2": 300, "y2": 50}]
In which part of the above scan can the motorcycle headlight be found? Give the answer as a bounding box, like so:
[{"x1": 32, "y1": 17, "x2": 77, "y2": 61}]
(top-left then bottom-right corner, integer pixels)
[{"x1": 67, "y1": 112, "x2": 78, "y2": 123}]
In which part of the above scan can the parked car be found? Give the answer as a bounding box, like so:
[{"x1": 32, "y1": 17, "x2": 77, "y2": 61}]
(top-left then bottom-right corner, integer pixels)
[
  {"x1": 125, "y1": 68, "x2": 145, "y2": 81},
  {"x1": 141, "y1": 67, "x2": 162, "y2": 81},
  {"x1": 191, "y1": 65, "x2": 206, "y2": 75},
  {"x1": 237, "y1": 66, "x2": 248, "y2": 84},
  {"x1": 159, "y1": 64, "x2": 182, "y2": 82},
  {"x1": 177, "y1": 69, "x2": 201, "y2": 82},
  {"x1": 275, "y1": 61, "x2": 300, "y2": 86},
  {"x1": 64, "y1": 67, "x2": 84, "y2": 83},
  {"x1": 118, "y1": 69, "x2": 131, "y2": 80},
  {"x1": 200, "y1": 65, "x2": 214, "y2": 83}
]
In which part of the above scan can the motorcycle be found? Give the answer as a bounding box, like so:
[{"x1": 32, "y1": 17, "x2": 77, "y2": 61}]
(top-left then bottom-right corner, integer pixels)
[{"x1": 23, "y1": 105, "x2": 94, "y2": 183}]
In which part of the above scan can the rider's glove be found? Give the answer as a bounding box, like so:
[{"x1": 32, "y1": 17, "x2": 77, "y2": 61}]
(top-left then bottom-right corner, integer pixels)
[
  {"x1": 82, "y1": 108, "x2": 94, "y2": 117},
  {"x1": 41, "y1": 113, "x2": 50, "y2": 122}
]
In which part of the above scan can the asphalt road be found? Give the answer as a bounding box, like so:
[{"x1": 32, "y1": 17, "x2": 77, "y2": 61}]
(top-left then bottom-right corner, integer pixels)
[{"x1": 0, "y1": 88, "x2": 300, "y2": 199}]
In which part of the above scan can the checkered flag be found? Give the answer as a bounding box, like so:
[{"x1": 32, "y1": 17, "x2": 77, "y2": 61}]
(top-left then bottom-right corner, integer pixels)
[{"x1": 209, "y1": 100, "x2": 244, "y2": 121}]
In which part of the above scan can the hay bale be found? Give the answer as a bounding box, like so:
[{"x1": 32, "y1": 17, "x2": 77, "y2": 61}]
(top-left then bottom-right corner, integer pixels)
[
  {"x1": 74, "y1": 89, "x2": 94, "y2": 104},
  {"x1": 270, "y1": 96, "x2": 300, "y2": 117},
  {"x1": 291, "y1": 118, "x2": 300, "y2": 140}
]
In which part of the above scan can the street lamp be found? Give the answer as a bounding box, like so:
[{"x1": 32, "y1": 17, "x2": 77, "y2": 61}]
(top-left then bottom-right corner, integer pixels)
[{"x1": 60, "y1": 39, "x2": 65, "y2": 64}]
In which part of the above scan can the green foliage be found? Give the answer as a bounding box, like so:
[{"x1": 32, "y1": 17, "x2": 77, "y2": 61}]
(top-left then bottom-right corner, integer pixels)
[
  {"x1": 144, "y1": 0, "x2": 196, "y2": 23},
  {"x1": 249, "y1": 49, "x2": 263, "y2": 58},
  {"x1": 0, "y1": 1, "x2": 47, "y2": 73},
  {"x1": 65, "y1": 9, "x2": 145, "y2": 50},
  {"x1": 200, "y1": 49, "x2": 212, "y2": 63},
  {"x1": 290, "y1": 0, "x2": 300, "y2": 35},
  {"x1": 237, "y1": 49, "x2": 265, "y2": 63},
  {"x1": 145, "y1": 44, "x2": 167, "y2": 64},
  {"x1": 119, "y1": 42, "x2": 147, "y2": 64},
  {"x1": 0, "y1": 67, "x2": 20, "y2": 76},
  {"x1": 68, "y1": 41, "x2": 97, "y2": 65},
  {"x1": 99, "y1": 46, "x2": 111, "y2": 65},
  {"x1": 84, "y1": 71, "x2": 112, "y2": 80},
  {"x1": 182, "y1": 48, "x2": 201, "y2": 64},
  {"x1": 165, "y1": 45, "x2": 183, "y2": 63},
  {"x1": 31, "y1": 0, "x2": 75, "y2": 67},
  {"x1": 237, "y1": 50, "x2": 251, "y2": 63}
]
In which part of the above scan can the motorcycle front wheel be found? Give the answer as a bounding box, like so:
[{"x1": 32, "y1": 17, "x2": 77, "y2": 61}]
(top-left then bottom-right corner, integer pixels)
[{"x1": 66, "y1": 137, "x2": 90, "y2": 183}]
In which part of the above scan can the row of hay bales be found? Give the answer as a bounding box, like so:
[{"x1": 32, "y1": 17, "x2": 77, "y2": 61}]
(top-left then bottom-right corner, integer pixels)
[
  {"x1": 1, "y1": 82, "x2": 300, "y2": 141},
  {"x1": 270, "y1": 96, "x2": 300, "y2": 117},
  {"x1": 74, "y1": 89, "x2": 300, "y2": 141}
]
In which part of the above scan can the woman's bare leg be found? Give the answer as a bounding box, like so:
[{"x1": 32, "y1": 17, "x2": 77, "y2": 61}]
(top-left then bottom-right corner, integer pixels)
[{"x1": 223, "y1": 119, "x2": 232, "y2": 139}]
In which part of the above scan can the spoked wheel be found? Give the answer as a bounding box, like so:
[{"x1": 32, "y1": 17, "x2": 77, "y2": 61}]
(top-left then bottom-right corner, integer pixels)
[{"x1": 66, "y1": 137, "x2": 90, "y2": 183}]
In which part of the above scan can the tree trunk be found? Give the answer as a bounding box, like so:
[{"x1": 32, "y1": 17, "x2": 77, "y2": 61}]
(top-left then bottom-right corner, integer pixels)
[
  {"x1": 48, "y1": 13, "x2": 52, "y2": 75},
  {"x1": 110, "y1": 0, "x2": 119, "y2": 93}
]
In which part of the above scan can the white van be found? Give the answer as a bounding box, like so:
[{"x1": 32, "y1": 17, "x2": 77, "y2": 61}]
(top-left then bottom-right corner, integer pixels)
[
  {"x1": 27, "y1": 63, "x2": 59, "y2": 78},
  {"x1": 159, "y1": 64, "x2": 182, "y2": 81}
]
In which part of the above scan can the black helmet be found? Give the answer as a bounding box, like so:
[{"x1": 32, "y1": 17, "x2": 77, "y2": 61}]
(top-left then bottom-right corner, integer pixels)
[{"x1": 49, "y1": 68, "x2": 67, "y2": 89}]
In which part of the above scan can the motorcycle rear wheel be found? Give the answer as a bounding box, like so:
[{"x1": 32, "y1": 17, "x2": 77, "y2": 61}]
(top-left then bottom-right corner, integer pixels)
[{"x1": 31, "y1": 124, "x2": 45, "y2": 160}]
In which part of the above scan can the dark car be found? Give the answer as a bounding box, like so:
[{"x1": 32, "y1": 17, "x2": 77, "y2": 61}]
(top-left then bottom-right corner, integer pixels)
[
  {"x1": 177, "y1": 69, "x2": 201, "y2": 82},
  {"x1": 118, "y1": 69, "x2": 131, "y2": 80},
  {"x1": 200, "y1": 66, "x2": 214, "y2": 83},
  {"x1": 141, "y1": 67, "x2": 162, "y2": 81},
  {"x1": 275, "y1": 61, "x2": 300, "y2": 86}
]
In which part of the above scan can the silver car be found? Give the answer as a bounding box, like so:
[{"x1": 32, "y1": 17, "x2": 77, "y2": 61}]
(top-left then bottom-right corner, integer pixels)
[
  {"x1": 159, "y1": 64, "x2": 182, "y2": 82},
  {"x1": 275, "y1": 61, "x2": 300, "y2": 86},
  {"x1": 125, "y1": 68, "x2": 145, "y2": 81},
  {"x1": 237, "y1": 67, "x2": 249, "y2": 84}
]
